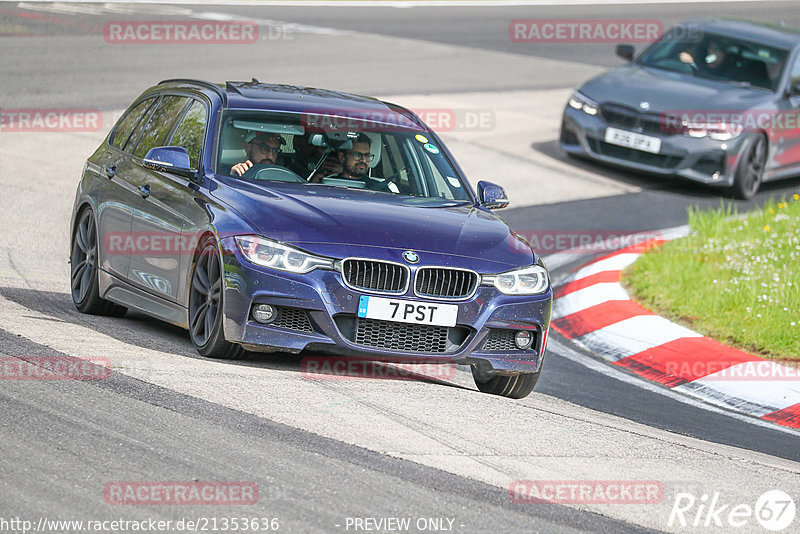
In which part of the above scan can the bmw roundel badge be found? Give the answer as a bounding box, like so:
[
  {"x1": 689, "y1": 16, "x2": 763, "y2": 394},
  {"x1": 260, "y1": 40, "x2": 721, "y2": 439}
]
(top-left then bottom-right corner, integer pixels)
[{"x1": 402, "y1": 251, "x2": 419, "y2": 264}]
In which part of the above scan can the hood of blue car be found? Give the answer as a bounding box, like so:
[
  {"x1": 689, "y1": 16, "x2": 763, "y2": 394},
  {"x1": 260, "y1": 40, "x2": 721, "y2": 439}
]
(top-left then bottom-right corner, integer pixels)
[
  {"x1": 580, "y1": 64, "x2": 776, "y2": 112},
  {"x1": 215, "y1": 180, "x2": 535, "y2": 271}
]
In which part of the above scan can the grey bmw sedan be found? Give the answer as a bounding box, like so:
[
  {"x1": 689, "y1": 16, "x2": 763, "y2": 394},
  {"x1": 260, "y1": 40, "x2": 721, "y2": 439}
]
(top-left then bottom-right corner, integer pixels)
[{"x1": 561, "y1": 18, "x2": 800, "y2": 199}]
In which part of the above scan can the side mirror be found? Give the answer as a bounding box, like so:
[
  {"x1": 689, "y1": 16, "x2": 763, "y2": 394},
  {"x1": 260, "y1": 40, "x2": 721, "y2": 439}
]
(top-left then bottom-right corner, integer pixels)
[
  {"x1": 477, "y1": 180, "x2": 509, "y2": 210},
  {"x1": 142, "y1": 146, "x2": 196, "y2": 180},
  {"x1": 616, "y1": 44, "x2": 635, "y2": 62}
]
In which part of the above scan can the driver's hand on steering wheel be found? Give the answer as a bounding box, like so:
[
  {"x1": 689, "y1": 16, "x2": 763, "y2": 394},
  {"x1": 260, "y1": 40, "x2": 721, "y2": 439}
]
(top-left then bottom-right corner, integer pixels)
[
  {"x1": 679, "y1": 51, "x2": 694, "y2": 65},
  {"x1": 231, "y1": 160, "x2": 254, "y2": 177}
]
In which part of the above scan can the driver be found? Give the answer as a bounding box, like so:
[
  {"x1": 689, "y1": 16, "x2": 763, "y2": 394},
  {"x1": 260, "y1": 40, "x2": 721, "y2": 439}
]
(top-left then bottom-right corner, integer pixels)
[
  {"x1": 329, "y1": 134, "x2": 399, "y2": 193},
  {"x1": 335, "y1": 133, "x2": 373, "y2": 181},
  {"x1": 230, "y1": 133, "x2": 285, "y2": 176},
  {"x1": 679, "y1": 41, "x2": 727, "y2": 75}
]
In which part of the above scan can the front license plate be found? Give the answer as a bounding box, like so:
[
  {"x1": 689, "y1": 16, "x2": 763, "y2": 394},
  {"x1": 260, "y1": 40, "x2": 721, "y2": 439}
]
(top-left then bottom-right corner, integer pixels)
[
  {"x1": 604, "y1": 127, "x2": 661, "y2": 154},
  {"x1": 357, "y1": 296, "x2": 457, "y2": 327}
]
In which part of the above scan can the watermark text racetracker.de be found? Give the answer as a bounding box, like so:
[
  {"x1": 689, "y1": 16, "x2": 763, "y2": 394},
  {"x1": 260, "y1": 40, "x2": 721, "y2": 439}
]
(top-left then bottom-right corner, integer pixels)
[
  {"x1": 0, "y1": 108, "x2": 102, "y2": 132},
  {"x1": 301, "y1": 356, "x2": 457, "y2": 382},
  {"x1": 509, "y1": 480, "x2": 664, "y2": 504},
  {"x1": 511, "y1": 230, "x2": 664, "y2": 255},
  {"x1": 104, "y1": 481, "x2": 258, "y2": 505},
  {"x1": 104, "y1": 231, "x2": 202, "y2": 257},
  {"x1": 666, "y1": 359, "x2": 800, "y2": 382},
  {"x1": 510, "y1": 19, "x2": 662, "y2": 43},
  {"x1": 303, "y1": 108, "x2": 496, "y2": 133},
  {"x1": 1, "y1": 356, "x2": 111, "y2": 380},
  {"x1": 660, "y1": 109, "x2": 800, "y2": 135},
  {"x1": 0, "y1": 516, "x2": 281, "y2": 533},
  {"x1": 103, "y1": 20, "x2": 292, "y2": 43}
]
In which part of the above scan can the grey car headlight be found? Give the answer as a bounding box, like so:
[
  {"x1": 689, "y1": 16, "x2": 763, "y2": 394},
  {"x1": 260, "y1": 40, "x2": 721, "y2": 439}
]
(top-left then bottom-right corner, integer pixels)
[
  {"x1": 234, "y1": 235, "x2": 334, "y2": 273},
  {"x1": 682, "y1": 120, "x2": 743, "y2": 141},
  {"x1": 568, "y1": 91, "x2": 599, "y2": 116},
  {"x1": 482, "y1": 265, "x2": 550, "y2": 295}
]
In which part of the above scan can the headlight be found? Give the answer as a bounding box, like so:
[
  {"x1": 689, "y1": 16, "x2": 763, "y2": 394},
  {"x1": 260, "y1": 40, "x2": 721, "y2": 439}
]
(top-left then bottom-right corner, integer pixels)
[
  {"x1": 234, "y1": 235, "x2": 334, "y2": 273},
  {"x1": 568, "y1": 91, "x2": 599, "y2": 116},
  {"x1": 482, "y1": 265, "x2": 550, "y2": 295},
  {"x1": 683, "y1": 121, "x2": 743, "y2": 141}
]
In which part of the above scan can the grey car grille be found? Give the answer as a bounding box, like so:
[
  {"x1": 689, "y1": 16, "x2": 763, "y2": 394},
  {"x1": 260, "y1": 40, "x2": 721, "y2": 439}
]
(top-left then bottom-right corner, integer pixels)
[{"x1": 600, "y1": 104, "x2": 662, "y2": 135}]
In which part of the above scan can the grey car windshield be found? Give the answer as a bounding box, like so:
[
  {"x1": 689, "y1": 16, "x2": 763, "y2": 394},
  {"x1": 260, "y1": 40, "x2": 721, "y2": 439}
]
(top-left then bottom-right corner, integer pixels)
[
  {"x1": 638, "y1": 30, "x2": 789, "y2": 91},
  {"x1": 217, "y1": 111, "x2": 471, "y2": 202}
]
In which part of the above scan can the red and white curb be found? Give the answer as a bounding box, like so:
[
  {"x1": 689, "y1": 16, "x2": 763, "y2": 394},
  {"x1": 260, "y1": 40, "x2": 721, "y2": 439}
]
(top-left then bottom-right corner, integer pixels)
[{"x1": 550, "y1": 239, "x2": 800, "y2": 429}]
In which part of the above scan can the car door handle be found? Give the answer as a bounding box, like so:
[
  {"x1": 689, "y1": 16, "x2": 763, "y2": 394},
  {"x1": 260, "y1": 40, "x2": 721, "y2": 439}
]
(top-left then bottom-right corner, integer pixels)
[
  {"x1": 104, "y1": 165, "x2": 116, "y2": 179},
  {"x1": 138, "y1": 184, "x2": 151, "y2": 199}
]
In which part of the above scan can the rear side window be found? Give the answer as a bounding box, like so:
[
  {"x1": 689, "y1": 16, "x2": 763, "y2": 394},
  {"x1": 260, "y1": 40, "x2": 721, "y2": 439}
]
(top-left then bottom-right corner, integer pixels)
[
  {"x1": 133, "y1": 95, "x2": 190, "y2": 159},
  {"x1": 168, "y1": 100, "x2": 207, "y2": 169},
  {"x1": 110, "y1": 97, "x2": 156, "y2": 151}
]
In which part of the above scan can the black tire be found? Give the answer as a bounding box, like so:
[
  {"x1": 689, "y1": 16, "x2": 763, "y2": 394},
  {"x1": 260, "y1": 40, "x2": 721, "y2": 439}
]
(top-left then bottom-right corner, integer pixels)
[
  {"x1": 471, "y1": 366, "x2": 541, "y2": 399},
  {"x1": 188, "y1": 238, "x2": 246, "y2": 359},
  {"x1": 70, "y1": 208, "x2": 127, "y2": 317},
  {"x1": 731, "y1": 134, "x2": 767, "y2": 200}
]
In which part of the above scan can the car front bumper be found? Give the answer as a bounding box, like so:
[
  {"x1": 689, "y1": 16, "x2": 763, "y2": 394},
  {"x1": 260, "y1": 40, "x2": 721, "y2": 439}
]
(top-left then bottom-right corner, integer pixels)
[
  {"x1": 219, "y1": 238, "x2": 552, "y2": 374},
  {"x1": 560, "y1": 106, "x2": 748, "y2": 187}
]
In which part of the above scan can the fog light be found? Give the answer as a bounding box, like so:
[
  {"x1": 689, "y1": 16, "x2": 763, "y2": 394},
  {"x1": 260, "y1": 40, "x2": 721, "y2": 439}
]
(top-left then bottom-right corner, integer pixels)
[
  {"x1": 253, "y1": 304, "x2": 276, "y2": 324},
  {"x1": 514, "y1": 330, "x2": 533, "y2": 350}
]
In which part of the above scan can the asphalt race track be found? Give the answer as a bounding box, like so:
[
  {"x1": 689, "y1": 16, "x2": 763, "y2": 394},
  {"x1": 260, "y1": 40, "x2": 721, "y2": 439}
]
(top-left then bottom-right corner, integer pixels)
[{"x1": 1, "y1": 2, "x2": 799, "y2": 533}]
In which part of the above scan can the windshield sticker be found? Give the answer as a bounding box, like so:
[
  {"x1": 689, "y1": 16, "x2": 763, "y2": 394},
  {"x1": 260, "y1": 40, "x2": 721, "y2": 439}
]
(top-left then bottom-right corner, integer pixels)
[
  {"x1": 423, "y1": 143, "x2": 440, "y2": 154},
  {"x1": 447, "y1": 177, "x2": 461, "y2": 188},
  {"x1": 415, "y1": 134, "x2": 429, "y2": 143}
]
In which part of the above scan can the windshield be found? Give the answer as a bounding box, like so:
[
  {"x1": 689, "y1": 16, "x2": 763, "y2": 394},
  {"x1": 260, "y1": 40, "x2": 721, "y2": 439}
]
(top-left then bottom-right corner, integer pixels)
[
  {"x1": 637, "y1": 29, "x2": 788, "y2": 91},
  {"x1": 216, "y1": 110, "x2": 472, "y2": 202}
]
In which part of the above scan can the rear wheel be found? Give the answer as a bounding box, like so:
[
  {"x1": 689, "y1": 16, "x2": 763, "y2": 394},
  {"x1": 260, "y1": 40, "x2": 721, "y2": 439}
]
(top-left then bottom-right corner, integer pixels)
[
  {"x1": 471, "y1": 366, "x2": 541, "y2": 399},
  {"x1": 188, "y1": 238, "x2": 245, "y2": 359},
  {"x1": 70, "y1": 208, "x2": 127, "y2": 317},
  {"x1": 731, "y1": 134, "x2": 766, "y2": 200}
]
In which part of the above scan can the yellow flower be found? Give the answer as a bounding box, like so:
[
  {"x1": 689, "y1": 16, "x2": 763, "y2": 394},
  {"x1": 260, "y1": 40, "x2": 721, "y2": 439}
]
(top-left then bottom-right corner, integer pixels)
[
  {"x1": 764, "y1": 225, "x2": 771, "y2": 231},
  {"x1": 778, "y1": 203, "x2": 784, "y2": 208},
  {"x1": 769, "y1": 208, "x2": 775, "y2": 214},
  {"x1": 795, "y1": 194, "x2": 800, "y2": 200}
]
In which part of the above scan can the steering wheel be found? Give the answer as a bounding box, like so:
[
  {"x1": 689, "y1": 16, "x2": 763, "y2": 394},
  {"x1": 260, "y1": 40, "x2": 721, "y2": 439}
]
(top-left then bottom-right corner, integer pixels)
[
  {"x1": 368, "y1": 178, "x2": 400, "y2": 193},
  {"x1": 365, "y1": 166, "x2": 407, "y2": 193},
  {"x1": 657, "y1": 57, "x2": 697, "y2": 75},
  {"x1": 241, "y1": 163, "x2": 305, "y2": 183}
]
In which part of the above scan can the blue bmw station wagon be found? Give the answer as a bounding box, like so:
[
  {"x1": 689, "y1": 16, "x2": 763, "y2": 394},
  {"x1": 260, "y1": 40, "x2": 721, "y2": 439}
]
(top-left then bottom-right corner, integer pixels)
[{"x1": 70, "y1": 79, "x2": 552, "y2": 398}]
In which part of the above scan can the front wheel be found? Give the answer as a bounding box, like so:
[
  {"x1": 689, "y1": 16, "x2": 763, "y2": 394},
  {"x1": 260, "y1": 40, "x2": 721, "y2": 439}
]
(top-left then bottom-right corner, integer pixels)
[
  {"x1": 731, "y1": 134, "x2": 766, "y2": 200},
  {"x1": 188, "y1": 238, "x2": 245, "y2": 359},
  {"x1": 471, "y1": 366, "x2": 541, "y2": 399}
]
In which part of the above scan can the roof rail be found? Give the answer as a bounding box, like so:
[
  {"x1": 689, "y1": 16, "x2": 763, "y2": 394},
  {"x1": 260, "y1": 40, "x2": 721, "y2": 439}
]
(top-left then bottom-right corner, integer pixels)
[{"x1": 158, "y1": 78, "x2": 227, "y2": 105}]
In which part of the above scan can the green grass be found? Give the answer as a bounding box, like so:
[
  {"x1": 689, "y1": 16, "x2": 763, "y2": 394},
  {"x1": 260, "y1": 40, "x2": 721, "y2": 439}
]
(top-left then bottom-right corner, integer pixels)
[{"x1": 623, "y1": 193, "x2": 800, "y2": 361}]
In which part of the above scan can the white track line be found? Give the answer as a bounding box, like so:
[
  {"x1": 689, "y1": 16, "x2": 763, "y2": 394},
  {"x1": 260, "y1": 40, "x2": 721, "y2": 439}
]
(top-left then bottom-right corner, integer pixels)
[
  {"x1": 574, "y1": 315, "x2": 702, "y2": 362},
  {"x1": 552, "y1": 282, "x2": 629, "y2": 319},
  {"x1": 550, "y1": 337, "x2": 800, "y2": 437}
]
